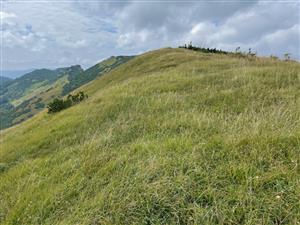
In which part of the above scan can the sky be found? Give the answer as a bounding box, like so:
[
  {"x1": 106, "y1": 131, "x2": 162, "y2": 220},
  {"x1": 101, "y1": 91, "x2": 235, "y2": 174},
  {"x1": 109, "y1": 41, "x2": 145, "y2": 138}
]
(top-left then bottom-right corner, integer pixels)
[{"x1": 1, "y1": 0, "x2": 299, "y2": 71}]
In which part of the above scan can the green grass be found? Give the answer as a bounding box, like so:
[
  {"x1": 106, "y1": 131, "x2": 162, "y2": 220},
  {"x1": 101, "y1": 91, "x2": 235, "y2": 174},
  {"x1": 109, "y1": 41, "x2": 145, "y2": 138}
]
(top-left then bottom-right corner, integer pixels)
[{"x1": 0, "y1": 48, "x2": 299, "y2": 224}]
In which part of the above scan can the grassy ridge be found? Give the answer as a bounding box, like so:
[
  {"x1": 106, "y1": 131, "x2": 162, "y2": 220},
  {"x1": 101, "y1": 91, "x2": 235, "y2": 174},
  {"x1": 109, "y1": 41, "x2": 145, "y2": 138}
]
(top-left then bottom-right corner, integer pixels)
[{"x1": 0, "y1": 48, "x2": 299, "y2": 224}]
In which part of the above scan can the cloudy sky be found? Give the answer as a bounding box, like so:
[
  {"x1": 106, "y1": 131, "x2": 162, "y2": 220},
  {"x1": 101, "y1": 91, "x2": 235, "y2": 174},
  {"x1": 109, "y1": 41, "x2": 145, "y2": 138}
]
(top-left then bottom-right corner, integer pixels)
[{"x1": 1, "y1": 0, "x2": 299, "y2": 70}]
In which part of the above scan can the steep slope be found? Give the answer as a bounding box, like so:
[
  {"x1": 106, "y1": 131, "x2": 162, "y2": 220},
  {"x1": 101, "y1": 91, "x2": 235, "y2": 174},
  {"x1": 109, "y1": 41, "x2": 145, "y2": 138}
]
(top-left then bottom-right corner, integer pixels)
[{"x1": 0, "y1": 48, "x2": 299, "y2": 224}]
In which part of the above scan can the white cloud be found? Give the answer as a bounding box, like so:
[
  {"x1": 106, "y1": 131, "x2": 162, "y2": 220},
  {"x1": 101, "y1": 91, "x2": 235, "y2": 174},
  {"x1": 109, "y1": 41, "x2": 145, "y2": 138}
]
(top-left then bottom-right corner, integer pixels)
[
  {"x1": 0, "y1": 11, "x2": 16, "y2": 20},
  {"x1": 1, "y1": 0, "x2": 299, "y2": 70},
  {"x1": 2, "y1": 2, "x2": 117, "y2": 69}
]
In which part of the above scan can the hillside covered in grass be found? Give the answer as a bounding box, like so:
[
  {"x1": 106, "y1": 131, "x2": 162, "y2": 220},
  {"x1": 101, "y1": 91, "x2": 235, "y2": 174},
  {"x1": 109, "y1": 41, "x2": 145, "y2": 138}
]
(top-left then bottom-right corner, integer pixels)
[{"x1": 0, "y1": 48, "x2": 299, "y2": 224}]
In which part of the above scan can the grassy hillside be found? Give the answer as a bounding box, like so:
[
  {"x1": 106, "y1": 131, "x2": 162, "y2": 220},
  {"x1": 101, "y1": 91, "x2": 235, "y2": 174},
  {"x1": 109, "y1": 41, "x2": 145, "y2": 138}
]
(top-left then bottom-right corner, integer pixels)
[{"x1": 0, "y1": 48, "x2": 299, "y2": 224}]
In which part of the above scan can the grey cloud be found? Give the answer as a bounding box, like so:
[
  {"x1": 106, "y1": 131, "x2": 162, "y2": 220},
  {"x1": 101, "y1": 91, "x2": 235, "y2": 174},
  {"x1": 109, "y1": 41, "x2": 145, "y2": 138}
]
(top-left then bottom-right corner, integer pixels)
[
  {"x1": 182, "y1": 1, "x2": 299, "y2": 59},
  {"x1": 118, "y1": 1, "x2": 258, "y2": 31},
  {"x1": 222, "y1": 2, "x2": 299, "y2": 43}
]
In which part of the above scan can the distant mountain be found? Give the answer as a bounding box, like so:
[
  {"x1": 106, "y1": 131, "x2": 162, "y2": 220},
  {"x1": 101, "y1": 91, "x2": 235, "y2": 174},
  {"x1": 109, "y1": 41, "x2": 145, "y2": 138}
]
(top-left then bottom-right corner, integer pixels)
[
  {"x1": 0, "y1": 56, "x2": 134, "y2": 129},
  {"x1": 0, "y1": 66, "x2": 83, "y2": 102},
  {"x1": 0, "y1": 69, "x2": 35, "y2": 79},
  {"x1": 62, "y1": 56, "x2": 134, "y2": 95},
  {"x1": 0, "y1": 65, "x2": 83, "y2": 129}
]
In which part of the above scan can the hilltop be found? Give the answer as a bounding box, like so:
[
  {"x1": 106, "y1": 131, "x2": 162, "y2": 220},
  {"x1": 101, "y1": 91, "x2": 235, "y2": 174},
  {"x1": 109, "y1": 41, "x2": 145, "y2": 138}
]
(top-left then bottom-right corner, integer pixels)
[{"x1": 0, "y1": 48, "x2": 299, "y2": 224}]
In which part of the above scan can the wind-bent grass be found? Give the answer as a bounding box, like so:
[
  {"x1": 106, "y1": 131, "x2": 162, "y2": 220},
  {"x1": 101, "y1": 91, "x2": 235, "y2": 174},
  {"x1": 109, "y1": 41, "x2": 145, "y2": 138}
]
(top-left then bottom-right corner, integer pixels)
[{"x1": 0, "y1": 48, "x2": 299, "y2": 224}]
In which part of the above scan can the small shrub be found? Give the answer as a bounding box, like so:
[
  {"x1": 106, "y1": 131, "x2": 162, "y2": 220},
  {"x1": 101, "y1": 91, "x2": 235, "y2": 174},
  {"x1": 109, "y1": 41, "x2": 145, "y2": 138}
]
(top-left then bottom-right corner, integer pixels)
[
  {"x1": 67, "y1": 91, "x2": 87, "y2": 104},
  {"x1": 47, "y1": 91, "x2": 87, "y2": 114},
  {"x1": 47, "y1": 98, "x2": 68, "y2": 113}
]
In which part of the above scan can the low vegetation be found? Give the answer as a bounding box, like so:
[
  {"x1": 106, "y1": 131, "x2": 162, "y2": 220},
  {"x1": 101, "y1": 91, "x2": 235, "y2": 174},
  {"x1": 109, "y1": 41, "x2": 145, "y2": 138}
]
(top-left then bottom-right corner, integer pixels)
[
  {"x1": 0, "y1": 48, "x2": 299, "y2": 224},
  {"x1": 179, "y1": 42, "x2": 229, "y2": 54},
  {"x1": 47, "y1": 91, "x2": 88, "y2": 113},
  {"x1": 179, "y1": 42, "x2": 258, "y2": 58}
]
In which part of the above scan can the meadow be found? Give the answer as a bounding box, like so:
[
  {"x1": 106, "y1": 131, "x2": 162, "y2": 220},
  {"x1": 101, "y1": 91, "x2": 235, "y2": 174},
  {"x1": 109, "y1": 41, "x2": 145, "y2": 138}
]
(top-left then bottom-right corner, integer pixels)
[{"x1": 0, "y1": 48, "x2": 299, "y2": 224}]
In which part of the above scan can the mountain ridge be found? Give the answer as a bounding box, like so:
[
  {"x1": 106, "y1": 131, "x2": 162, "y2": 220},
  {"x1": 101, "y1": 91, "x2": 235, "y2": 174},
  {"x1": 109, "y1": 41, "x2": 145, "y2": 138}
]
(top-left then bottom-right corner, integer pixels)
[{"x1": 0, "y1": 69, "x2": 35, "y2": 79}]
